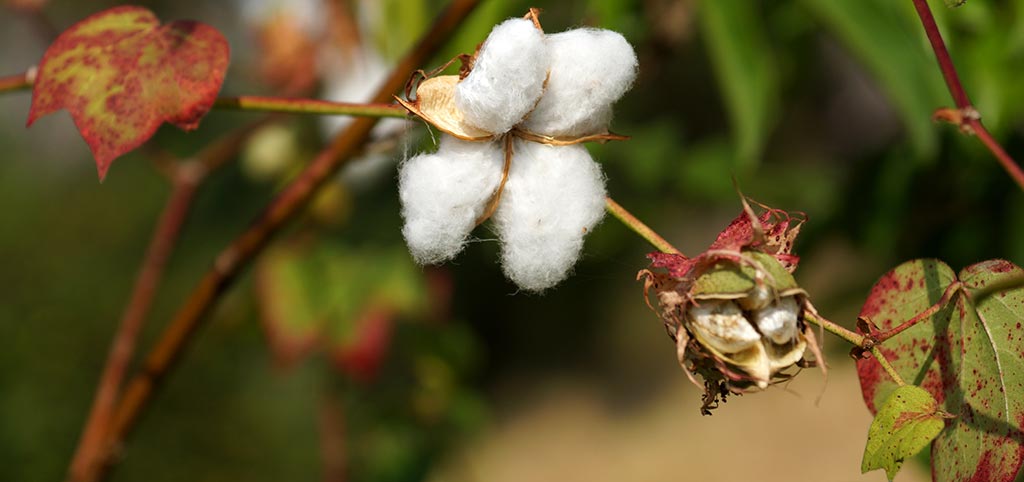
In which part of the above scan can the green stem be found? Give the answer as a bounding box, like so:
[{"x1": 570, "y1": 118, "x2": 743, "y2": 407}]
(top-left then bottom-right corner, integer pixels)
[
  {"x1": 871, "y1": 346, "x2": 907, "y2": 386},
  {"x1": 604, "y1": 197, "x2": 683, "y2": 255},
  {"x1": 804, "y1": 311, "x2": 865, "y2": 346},
  {"x1": 213, "y1": 96, "x2": 407, "y2": 118}
]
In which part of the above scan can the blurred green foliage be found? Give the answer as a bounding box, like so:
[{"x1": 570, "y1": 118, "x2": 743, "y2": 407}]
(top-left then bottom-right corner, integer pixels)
[{"x1": 1, "y1": 0, "x2": 1023, "y2": 481}]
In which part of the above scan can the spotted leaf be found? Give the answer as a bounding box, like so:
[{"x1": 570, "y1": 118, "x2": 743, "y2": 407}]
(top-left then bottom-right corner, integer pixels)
[{"x1": 27, "y1": 6, "x2": 229, "y2": 180}]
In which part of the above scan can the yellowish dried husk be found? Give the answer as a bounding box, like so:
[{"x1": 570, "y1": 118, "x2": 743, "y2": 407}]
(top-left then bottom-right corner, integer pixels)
[{"x1": 395, "y1": 75, "x2": 494, "y2": 141}]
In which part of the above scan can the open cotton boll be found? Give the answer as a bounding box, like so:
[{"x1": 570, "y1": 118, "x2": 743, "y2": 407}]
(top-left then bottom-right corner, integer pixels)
[
  {"x1": 399, "y1": 136, "x2": 504, "y2": 264},
  {"x1": 494, "y1": 140, "x2": 607, "y2": 291},
  {"x1": 687, "y1": 300, "x2": 761, "y2": 354},
  {"x1": 522, "y1": 28, "x2": 638, "y2": 137},
  {"x1": 455, "y1": 18, "x2": 550, "y2": 134},
  {"x1": 753, "y1": 296, "x2": 801, "y2": 345}
]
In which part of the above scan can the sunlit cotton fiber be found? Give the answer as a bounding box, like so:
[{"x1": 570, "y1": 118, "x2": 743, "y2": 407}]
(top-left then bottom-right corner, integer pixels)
[
  {"x1": 753, "y1": 296, "x2": 801, "y2": 345},
  {"x1": 494, "y1": 140, "x2": 607, "y2": 291},
  {"x1": 522, "y1": 28, "x2": 638, "y2": 137},
  {"x1": 399, "y1": 136, "x2": 504, "y2": 264},
  {"x1": 455, "y1": 18, "x2": 550, "y2": 134}
]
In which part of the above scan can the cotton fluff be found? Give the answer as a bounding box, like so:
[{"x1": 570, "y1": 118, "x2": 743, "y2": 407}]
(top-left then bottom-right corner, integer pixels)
[
  {"x1": 399, "y1": 136, "x2": 504, "y2": 264},
  {"x1": 753, "y1": 296, "x2": 801, "y2": 345},
  {"x1": 687, "y1": 300, "x2": 761, "y2": 353},
  {"x1": 522, "y1": 28, "x2": 638, "y2": 137},
  {"x1": 455, "y1": 18, "x2": 550, "y2": 134},
  {"x1": 493, "y1": 140, "x2": 607, "y2": 291}
]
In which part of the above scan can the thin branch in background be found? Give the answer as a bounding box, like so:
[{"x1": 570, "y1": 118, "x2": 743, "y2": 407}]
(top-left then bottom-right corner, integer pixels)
[
  {"x1": 910, "y1": 0, "x2": 1024, "y2": 191},
  {"x1": 0, "y1": 68, "x2": 34, "y2": 94},
  {"x1": 80, "y1": 2, "x2": 481, "y2": 481},
  {"x1": 65, "y1": 119, "x2": 272, "y2": 482},
  {"x1": 604, "y1": 197, "x2": 683, "y2": 255},
  {"x1": 214, "y1": 96, "x2": 407, "y2": 118}
]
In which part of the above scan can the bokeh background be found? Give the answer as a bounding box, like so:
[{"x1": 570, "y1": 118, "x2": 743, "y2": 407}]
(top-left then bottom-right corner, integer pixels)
[{"x1": 2, "y1": 0, "x2": 1023, "y2": 481}]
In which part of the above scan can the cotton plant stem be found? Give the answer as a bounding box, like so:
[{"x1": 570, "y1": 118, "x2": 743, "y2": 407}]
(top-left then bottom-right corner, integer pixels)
[
  {"x1": 910, "y1": 0, "x2": 1024, "y2": 191},
  {"x1": 604, "y1": 197, "x2": 683, "y2": 255},
  {"x1": 804, "y1": 311, "x2": 908, "y2": 385},
  {"x1": 0, "y1": 70, "x2": 32, "y2": 93},
  {"x1": 871, "y1": 346, "x2": 907, "y2": 386},
  {"x1": 213, "y1": 96, "x2": 407, "y2": 118},
  {"x1": 86, "y1": 2, "x2": 480, "y2": 481},
  {"x1": 66, "y1": 120, "x2": 270, "y2": 482},
  {"x1": 804, "y1": 311, "x2": 865, "y2": 346}
]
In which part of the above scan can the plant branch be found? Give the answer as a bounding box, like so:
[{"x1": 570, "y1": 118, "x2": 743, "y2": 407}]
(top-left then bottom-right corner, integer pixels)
[
  {"x1": 872, "y1": 281, "x2": 962, "y2": 343},
  {"x1": 605, "y1": 197, "x2": 683, "y2": 255},
  {"x1": 66, "y1": 120, "x2": 269, "y2": 482},
  {"x1": 910, "y1": 0, "x2": 1024, "y2": 191},
  {"x1": 85, "y1": 2, "x2": 481, "y2": 481},
  {"x1": 213, "y1": 96, "x2": 408, "y2": 118},
  {"x1": 804, "y1": 310, "x2": 866, "y2": 346},
  {"x1": 871, "y1": 346, "x2": 907, "y2": 386},
  {"x1": 0, "y1": 69, "x2": 33, "y2": 94}
]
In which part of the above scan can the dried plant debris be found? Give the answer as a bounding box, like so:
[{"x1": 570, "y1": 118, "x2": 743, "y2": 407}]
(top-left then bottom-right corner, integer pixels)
[
  {"x1": 639, "y1": 199, "x2": 825, "y2": 414},
  {"x1": 397, "y1": 9, "x2": 637, "y2": 292}
]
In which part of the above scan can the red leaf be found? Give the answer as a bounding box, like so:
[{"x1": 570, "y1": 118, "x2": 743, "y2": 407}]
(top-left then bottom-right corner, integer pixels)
[{"x1": 27, "y1": 6, "x2": 229, "y2": 180}]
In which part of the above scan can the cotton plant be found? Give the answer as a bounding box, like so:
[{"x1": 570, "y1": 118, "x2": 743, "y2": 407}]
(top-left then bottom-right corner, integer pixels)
[{"x1": 397, "y1": 10, "x2": 638, "y2": 291}]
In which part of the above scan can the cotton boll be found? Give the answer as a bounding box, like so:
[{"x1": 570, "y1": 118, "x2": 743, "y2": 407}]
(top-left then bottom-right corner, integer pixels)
[
  {"x1": 494, "y1": 140, "x2": 607, "y2": 291},
  {"x1": 455, "y1": 18, "x2": 549, "y2": 134},
  {"x1": 753, "y1": 296, "x2": 801, "y2": 345},
  {"x1": 399, "y1": 136, "x2": 504, "y2": 264},
  {"x1": 687, "y1": 300, "x2": 761, "y2": 354},
  {"x1": 522, "y1": 28, "x2": 638, "y2": 137}
]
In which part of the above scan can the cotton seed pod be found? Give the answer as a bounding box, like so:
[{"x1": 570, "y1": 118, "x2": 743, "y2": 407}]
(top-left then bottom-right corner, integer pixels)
[
  {"x1": 396, "y1": 76, "x2": 495, "y2": 141},
  {"x1": 682, "y1": 251, "x2": 809, "y2": 390}
]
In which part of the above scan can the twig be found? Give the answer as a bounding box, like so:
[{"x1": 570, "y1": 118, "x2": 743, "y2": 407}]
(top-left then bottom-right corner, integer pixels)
[
  {"x1": 910, "y1": 0, "x2": 1024, "y2": 191},
  {"x1": 214, "y1": 96, "x2": 407, "y2": 118},
  {"x1": 0, "y1": 69, "x2": 33, "y2": 94},
  {"x1": 66, "y1": 120, "x2": 270, "y2": 482},
  {"x1": 804, "y1": 310, "x2": 866, "y2": 347},
  {"x1": 873, "y1": 281, "x2": 962, "y2": 343},
  {"x1": 871, "y1": 346, "x2": 907, "y2": 386},
  {"x1": 85, "y1": 2, "x2": 480, "y2": 481},
  {"x1": 604, "y1": 197, "x2": 683, "y2": 255}
]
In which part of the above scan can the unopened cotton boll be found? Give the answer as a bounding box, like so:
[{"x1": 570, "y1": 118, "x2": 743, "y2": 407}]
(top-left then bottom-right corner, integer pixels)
[
  {"x1": 455, "y1": 18, "x2": 550, "y2": 134},
  {"x1": 753, "y1": 296, "x2": 801, "y2": 345},
  {"x1": 494, "y1": 140, "x2": 607, "y2": 291},
  {"x1": 399, "y1": 136, "x2": 504, "y2": 264},
  {"x1": 523, "y1": 28, "x2": 638, "y2": 137},
  {"x1": 688, "y1": 300, "x2": 761, "y2": 353}
]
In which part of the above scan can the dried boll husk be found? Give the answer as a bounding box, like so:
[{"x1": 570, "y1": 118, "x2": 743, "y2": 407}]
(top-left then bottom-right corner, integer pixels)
[
  {"x1": 678, "y1": 251, "x2": 811, "y2": 391},
  {"x1": 396, "y1": 76, "x2": 494, "y2": 141}
]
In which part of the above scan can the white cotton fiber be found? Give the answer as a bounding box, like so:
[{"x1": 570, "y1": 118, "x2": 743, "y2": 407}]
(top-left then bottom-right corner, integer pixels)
[
  {"x1": 494, "y1": 140, "x2": 607, "y2": 291},
  {"x1": 455, "y1": 18, "x2": 550, "y2": 134},
  {"x1": 753, "y1": 296, "x2": 801, "y2": 345},
  {"x1": 522, "y1": 28, "x2": 637, "y2": 137},
  {"x1": 399, "y1": 136, "x2": 504, "y2": 264},
  {"x1": 687, "y1": 300, "x2": 761, "y2": 353}
]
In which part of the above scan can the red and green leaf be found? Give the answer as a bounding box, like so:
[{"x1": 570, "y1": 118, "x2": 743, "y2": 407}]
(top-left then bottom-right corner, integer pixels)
[
  {"x1": 862, "y1": 385, "x2": 949, "y2": 480},
  {"x1": 27, "y1": 6, "x2": 229, "y2": 180},
  {"x1": 256, "y1": 240, "x2": 427, "y2": 382},
  {"x1": 856, "y1": 259, "x2": 1024, "y2": 482}
]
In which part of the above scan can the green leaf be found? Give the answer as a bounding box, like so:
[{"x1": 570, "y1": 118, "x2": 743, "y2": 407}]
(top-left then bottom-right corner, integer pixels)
[
  {"x1": 856, "y1": 259, "x2": 1024, "y2": 482},
  {"x1": 27, "y1": 6, "x2": 229, "y2": 180},
  {"x1": 698, "y1": 0, "x2": 779, "y2": 168},
  {"x1": 800, "y1": 0, "x2": 946, "y2": 159},
  {"x1": 862, "y1": 385, "x2": 947, "y2": 480}
]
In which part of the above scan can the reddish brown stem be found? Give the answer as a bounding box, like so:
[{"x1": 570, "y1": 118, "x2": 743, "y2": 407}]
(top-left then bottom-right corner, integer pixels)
[
  {"x1": 910, "y1": 0, "x2": 1024, "y2": 191},
  {"x1": 85, "y1": 2, "x2": 480, "y2": 481},
  {"x1": 319, "y1": 395, "x2": 347, "y2": 482},
  {"x1": 873, "y1": 281, "x2": 962, "y2": 343},
  {"x1": 0, "y1": 70, "x2": 32, "y2": 93},
  {"x1": 65, "y1": 120, "x2": 270, "y2": 482}
]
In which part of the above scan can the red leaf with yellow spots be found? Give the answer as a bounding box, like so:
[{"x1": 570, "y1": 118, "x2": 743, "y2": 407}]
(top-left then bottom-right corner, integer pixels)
[{"x1": 27, "y1": 5, "x2": 229, "y2": 180}]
